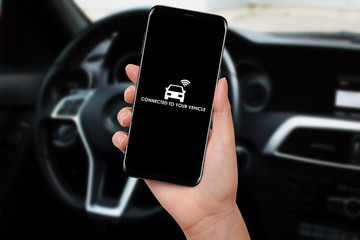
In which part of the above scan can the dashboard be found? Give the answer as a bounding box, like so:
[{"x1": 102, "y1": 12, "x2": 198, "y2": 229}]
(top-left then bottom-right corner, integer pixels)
[
  {"x1": 226, "y1": 29, "x2": 360, "y2": 117},
  {"x1": 222, "y1": 29, "x2": 360, "y2": 240}
]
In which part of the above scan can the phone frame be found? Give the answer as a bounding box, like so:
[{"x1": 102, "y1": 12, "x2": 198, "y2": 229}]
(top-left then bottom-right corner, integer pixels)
[{"x1": 123, "y1": 5, "x2": 228, "y2": 186}]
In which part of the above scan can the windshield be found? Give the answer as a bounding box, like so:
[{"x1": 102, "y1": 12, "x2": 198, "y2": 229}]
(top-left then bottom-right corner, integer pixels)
[
  {"x1": 169, "y1": 85, "x2": 183, "y2": 92},
  {"x1": 75, "y1": 0, "x2": 360, "y2": 34}
]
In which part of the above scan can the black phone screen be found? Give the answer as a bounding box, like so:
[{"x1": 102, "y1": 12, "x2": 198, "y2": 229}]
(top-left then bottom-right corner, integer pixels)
[{"x1": 124, "y1": 6, "x2": 227, "y2": 186}]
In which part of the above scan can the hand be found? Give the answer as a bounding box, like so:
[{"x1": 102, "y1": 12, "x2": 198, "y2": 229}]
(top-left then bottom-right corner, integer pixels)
[{"x1": 113, "y1": 64, "x2": 250, "y2": 240}]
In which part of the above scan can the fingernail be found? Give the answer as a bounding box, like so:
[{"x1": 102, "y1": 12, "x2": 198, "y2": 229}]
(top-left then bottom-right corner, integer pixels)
[
  {"x1": 121, "y1": 116, "x2": 127, "y2": 126},
  {"x1": 222, "y1": 77, "x2": 228, "y2": 94},
  {"x1": 120, "y1": 136, "x2": 127, "y2": 148},
  {"x1": 124, "y1": 87, "x2": 131, "y2": 98},
  {"x1": 119, "y1": 110, "x2": 129, "y2": 124},
  {"x1": 118, "y1": 136, "x2": 124, "y2": 145}
]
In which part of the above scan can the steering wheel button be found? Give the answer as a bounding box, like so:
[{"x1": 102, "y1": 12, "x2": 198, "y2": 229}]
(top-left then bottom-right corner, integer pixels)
[
  {"x1": 57, "y1": 98, "x2": 84, "y2": 116},
  {"x1": 73, "y1": 99, "x2": 84, "y2": 108}
]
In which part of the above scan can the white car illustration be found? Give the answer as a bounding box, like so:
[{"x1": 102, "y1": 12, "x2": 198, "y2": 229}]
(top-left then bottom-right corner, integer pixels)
[{"x1": 164, "y1": 84, "x2": 186, "y2": 102}]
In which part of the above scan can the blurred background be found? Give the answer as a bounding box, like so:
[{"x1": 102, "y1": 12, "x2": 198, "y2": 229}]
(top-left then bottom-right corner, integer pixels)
[
  {"x1": 2, "y1": 0, "x2": 360, "y2": 239},
  {"x1": 75, "y1": 0, "x2": 360, "y2": 33}
]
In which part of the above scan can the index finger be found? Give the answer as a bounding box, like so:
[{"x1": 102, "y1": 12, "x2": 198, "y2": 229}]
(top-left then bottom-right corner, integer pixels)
[{"x1": 125, "y1": 64, "x2": 140, "y2": 84}]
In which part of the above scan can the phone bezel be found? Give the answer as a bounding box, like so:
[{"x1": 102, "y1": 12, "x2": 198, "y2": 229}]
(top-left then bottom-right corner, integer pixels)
[{"x1": 123, "y1": 5, "x2": 228, "y2": 187}]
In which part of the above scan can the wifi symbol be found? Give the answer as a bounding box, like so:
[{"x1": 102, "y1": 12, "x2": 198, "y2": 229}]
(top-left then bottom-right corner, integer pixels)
[{"x1": 180, "y1": 79, "x2": 191, "y2": 87}]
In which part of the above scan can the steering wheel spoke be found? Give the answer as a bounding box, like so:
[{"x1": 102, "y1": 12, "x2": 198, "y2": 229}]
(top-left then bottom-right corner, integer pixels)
[
  {"x1": 86, "y1": 162, "x2": 139, "y2": 217},
  {"x1": 51, "y1": 89, "x2": 140, "y2": 217}
]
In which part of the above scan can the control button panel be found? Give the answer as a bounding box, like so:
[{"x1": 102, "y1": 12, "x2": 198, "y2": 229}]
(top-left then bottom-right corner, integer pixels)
[
  {"x1": 299, "y1": 222, "x2": 360, "y2": 240},
  {"x1": 56, "y1": 99, "x2": 84, "y2": 116}
]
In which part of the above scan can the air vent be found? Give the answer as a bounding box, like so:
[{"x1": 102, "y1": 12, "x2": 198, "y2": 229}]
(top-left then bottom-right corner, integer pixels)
[{"x1": 278, "y1": 128, "x2": 352, "y2": 163}]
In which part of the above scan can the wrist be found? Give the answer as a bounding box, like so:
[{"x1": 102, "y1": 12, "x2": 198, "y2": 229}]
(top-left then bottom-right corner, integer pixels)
[{"x1": 182, "y1": 204, "x2": 250, "y2": 240}]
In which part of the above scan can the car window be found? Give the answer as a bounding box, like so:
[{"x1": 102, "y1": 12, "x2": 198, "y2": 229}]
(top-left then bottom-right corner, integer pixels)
[
  {"x1": 169, "y1": 85, "x2": 183, "y2": 92},
  {"x1": 74, "y1": 0, "x2": 360, "y2": 35}
]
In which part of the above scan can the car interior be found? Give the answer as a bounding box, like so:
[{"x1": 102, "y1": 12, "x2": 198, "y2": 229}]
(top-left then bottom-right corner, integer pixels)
[{"x1": 1, "y1": 0, "x2": 360, "y2": 239}]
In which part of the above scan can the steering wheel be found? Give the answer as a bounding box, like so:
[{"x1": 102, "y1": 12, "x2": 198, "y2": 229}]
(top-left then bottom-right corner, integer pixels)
[{"x1": 35, "y1": 8, "x2": 240, "y2": 220}]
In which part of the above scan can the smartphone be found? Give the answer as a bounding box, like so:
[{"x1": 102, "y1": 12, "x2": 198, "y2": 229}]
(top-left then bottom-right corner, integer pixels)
[{"x1": 123, "y1": 5, "x2": 227, "y2": 186}]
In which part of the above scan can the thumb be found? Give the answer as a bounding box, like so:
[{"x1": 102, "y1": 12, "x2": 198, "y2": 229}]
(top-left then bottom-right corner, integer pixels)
[{"x1": 212, "y1": 78, "x2": 235, "y2": 145}]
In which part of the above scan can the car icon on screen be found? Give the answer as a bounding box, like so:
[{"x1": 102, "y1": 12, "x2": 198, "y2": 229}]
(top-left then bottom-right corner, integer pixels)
[{"x1": 164, "y1": 84, "x2": 186, "y2": 102}]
